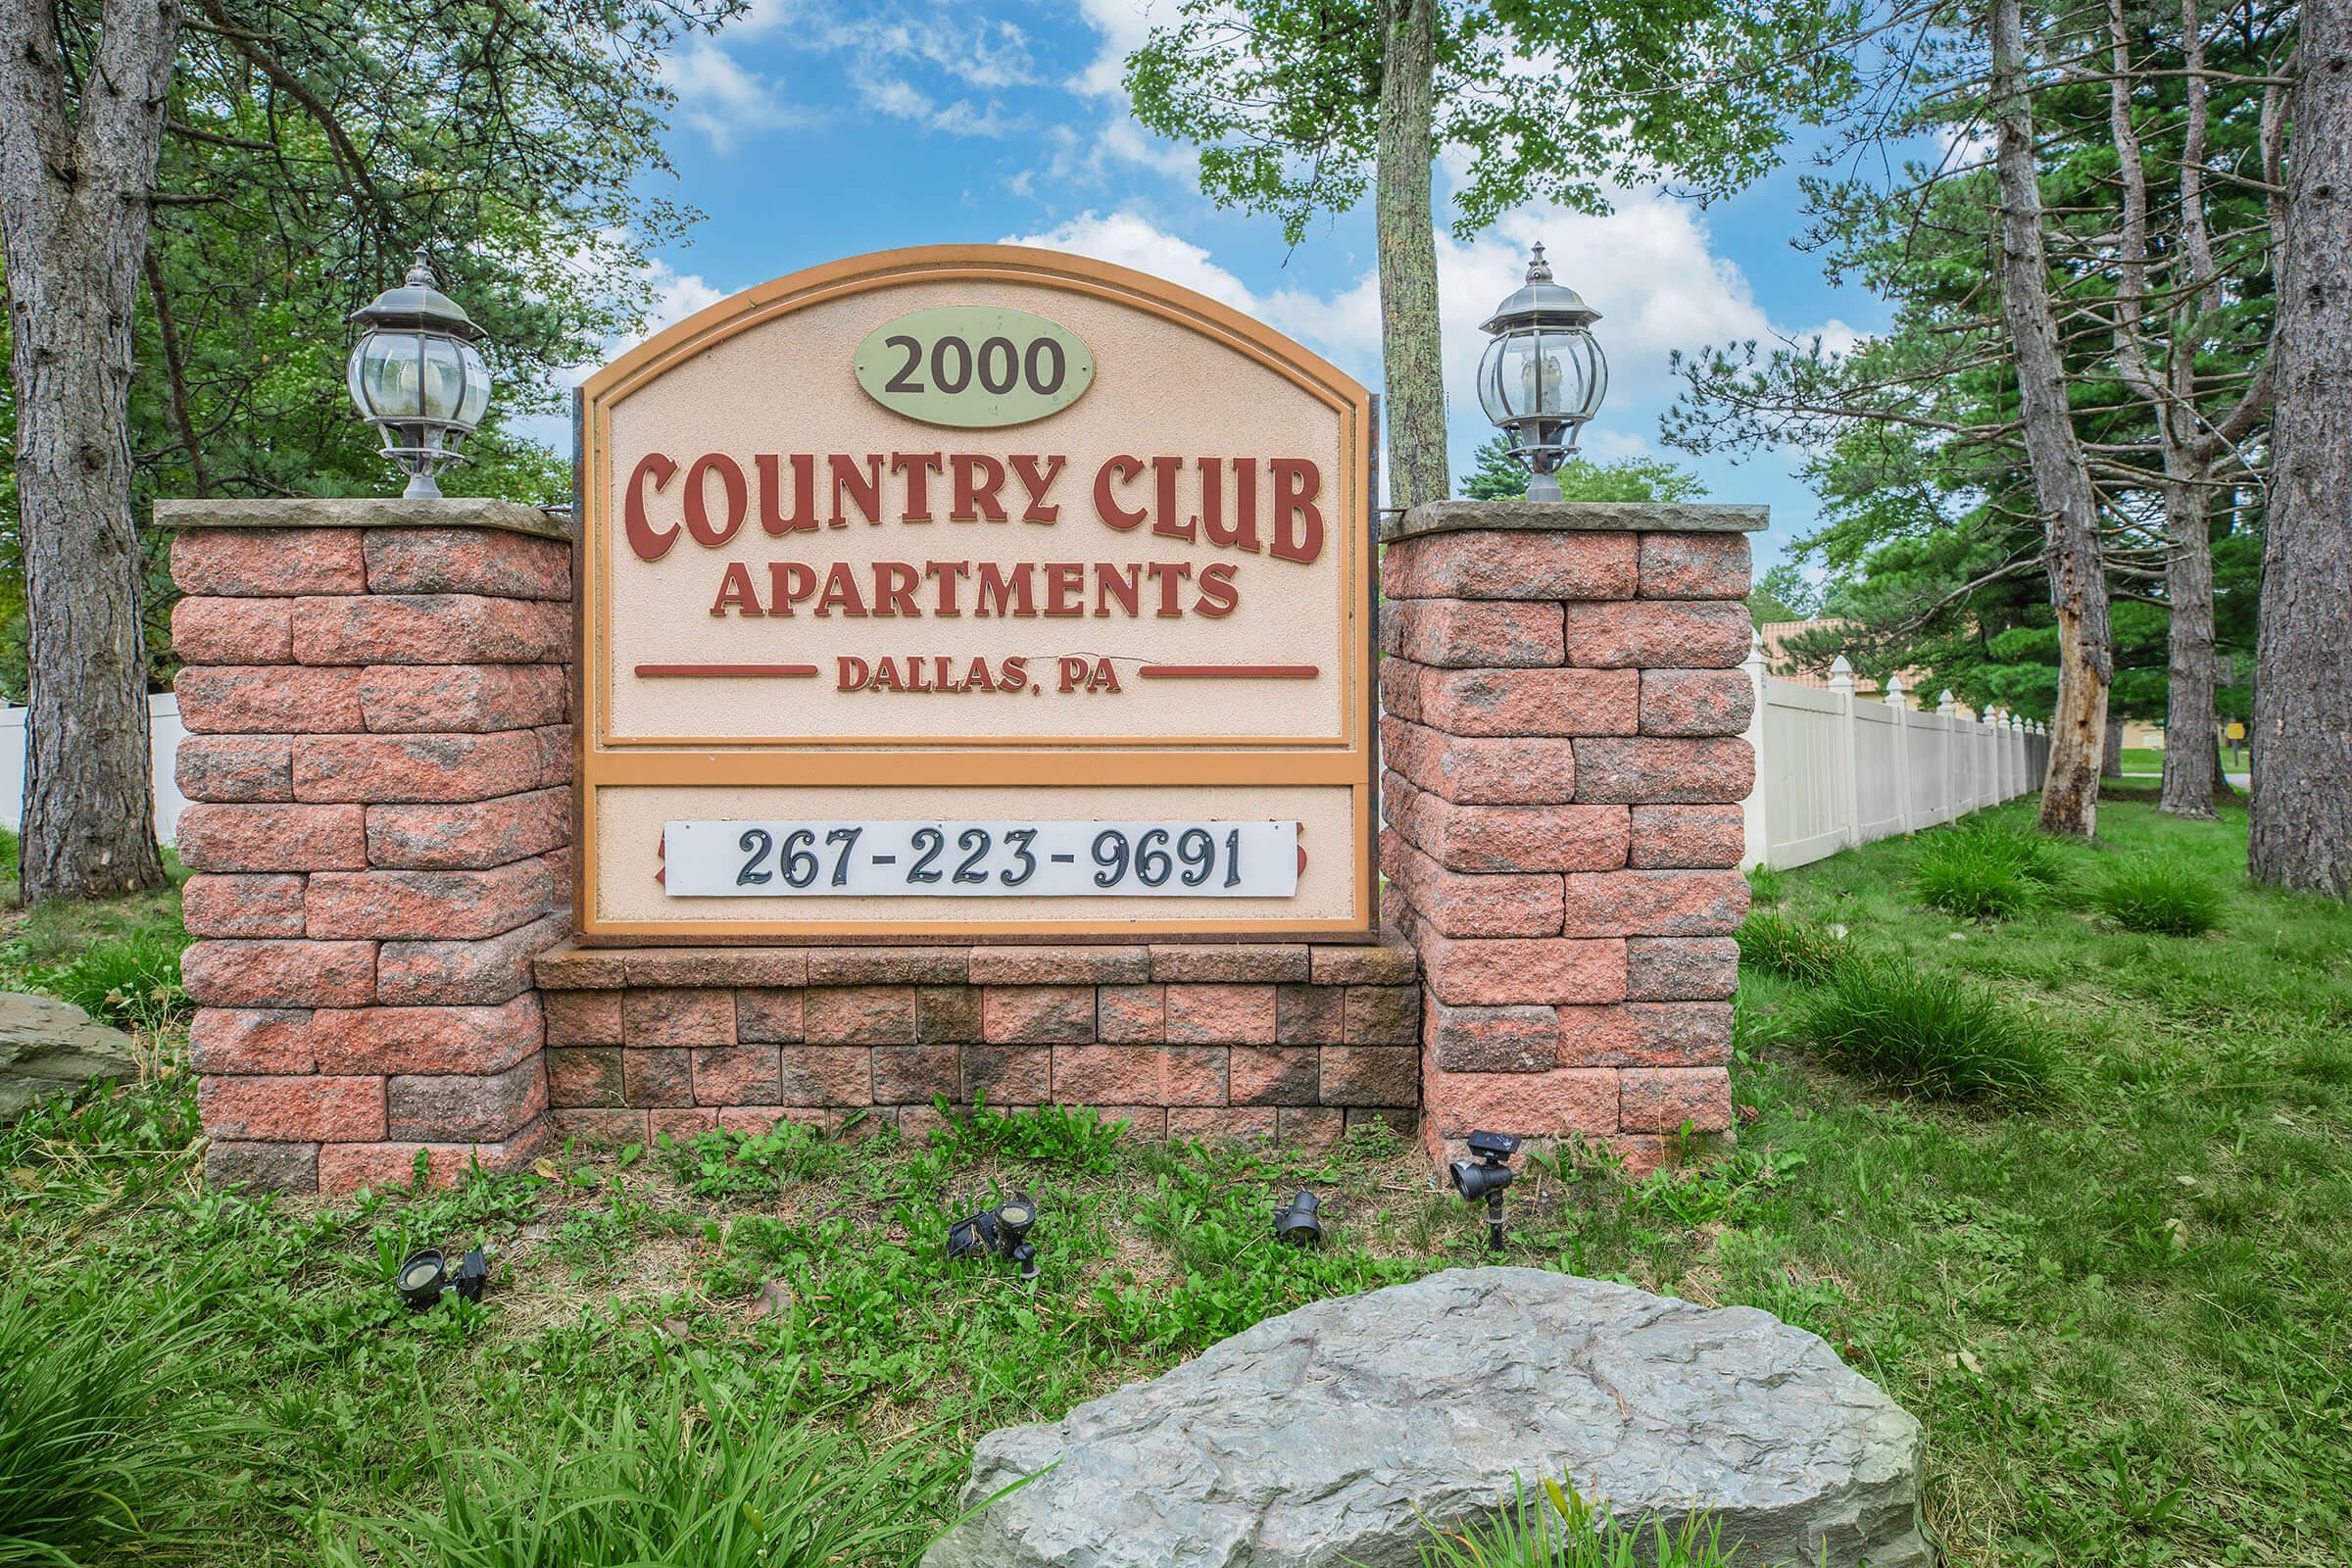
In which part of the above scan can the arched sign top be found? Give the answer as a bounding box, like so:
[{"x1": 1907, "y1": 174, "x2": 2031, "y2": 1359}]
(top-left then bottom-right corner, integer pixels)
[
  {"x1": 572, "y1": 243, "x2": 1376, "y2": 945},
  {"x1": 578, "y1": 244, "x2": 1369, "y2": 415}
]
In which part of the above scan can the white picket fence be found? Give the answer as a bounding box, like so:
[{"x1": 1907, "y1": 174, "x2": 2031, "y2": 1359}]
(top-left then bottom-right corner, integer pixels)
[
  {"x1": 0, "y1": 694, "x2": 191, "y2": 844},
  {"x1": 1740, "y1": 638, "x2": 2050, "y2": 870}
]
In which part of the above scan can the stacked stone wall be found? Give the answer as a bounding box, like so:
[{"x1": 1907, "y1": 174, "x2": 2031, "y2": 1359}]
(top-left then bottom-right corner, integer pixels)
[
  {"x1": 167, "y1": 504, "x2": 573, "y2": 1193},
  {"x1": 1376, "y1": 507, "x2": 1757, "y2": 1172},
  {"x1": 533, "y1": 937, "x2": 1418, "y2": 1149},
  {"x1": 163, "y1": 496, "x2": 1755, "y2": 1192}
]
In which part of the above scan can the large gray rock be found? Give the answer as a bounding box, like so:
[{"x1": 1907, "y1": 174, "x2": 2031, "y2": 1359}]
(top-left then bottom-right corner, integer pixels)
[
  {"x1": 925, "y1": 1267, "x2": 1927, "y2": 1568},
  {"x1": 0, "y1": 991, "x2": 136, "y2": 1123}
]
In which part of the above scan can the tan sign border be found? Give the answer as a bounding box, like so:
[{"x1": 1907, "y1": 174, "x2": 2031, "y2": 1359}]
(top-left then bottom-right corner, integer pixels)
[{"x1": 571, "y1": 244, "x2": 1377, "y2": 944}]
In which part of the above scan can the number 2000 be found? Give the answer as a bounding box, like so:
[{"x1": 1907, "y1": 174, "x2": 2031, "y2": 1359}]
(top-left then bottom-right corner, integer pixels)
[{"x1": 882, "y1": 332, "x2": 1063, "y2": 398}]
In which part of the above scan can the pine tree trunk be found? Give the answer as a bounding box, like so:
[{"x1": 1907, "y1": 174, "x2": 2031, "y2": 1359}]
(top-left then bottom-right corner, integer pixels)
[
  {"x1": 2252, "y1": 0, "x2": 2352, "y2": 898},
  {"x1": 2158, "y1": 472, "x2": 2221, "y2": 817},
  {"x1": 1375, "y1": 0, "x2": 1446, "y2": 511},
  {"x1": 0, "y1": 0, "x2": 179, "y2": 903},
  {"x1": 2102, "y1": 714, "x2": 2125, "y2": 778},
  {"x1": 1992, "y1": 0, "x2": 2112, "y2": 839}
]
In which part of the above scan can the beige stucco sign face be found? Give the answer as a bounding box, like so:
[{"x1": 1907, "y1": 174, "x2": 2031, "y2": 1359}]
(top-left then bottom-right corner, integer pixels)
[{"x1": 574, "y1": 245, "x2": 1375, "y2": 941}]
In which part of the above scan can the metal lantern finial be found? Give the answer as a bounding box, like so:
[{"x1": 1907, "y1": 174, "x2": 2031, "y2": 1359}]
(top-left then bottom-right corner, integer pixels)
[
  {"x1": 1477, "y1": 244, "x2": 1606, "y2": 502},
  {"x1": 346, "y1": 241, "x2": 493, "y2": 499}
]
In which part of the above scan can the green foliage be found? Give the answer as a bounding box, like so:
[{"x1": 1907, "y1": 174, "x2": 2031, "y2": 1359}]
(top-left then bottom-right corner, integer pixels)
[
  {"x1": 1736, "y1": 911, "x2": 1849, "y2": 985},
  {"x1": 1747, "y1": 562, "x2": 1820, "y2": 625},
  {"x1": 0, "y1": 0, "x2": 750, "y2": 692},
  {"x1": 1126, "y1": 1, "x2": 1859, "y2": 243},
  {"x1": 1664, "y1": 8, "x2": 2282, "y2": 727},
  {"x1": 666, "y1": 1118, "x2": 860, "y2": 1198},
  {"x1": 1911, "y1": 824, "x2": 2066, "y2": 921},
  {"x1": 1912, "y1": 838, "x2": 2034, "y2": 921},
  {"x1": 1101, "y1": 1149, "x2": 1428, "y2": 1352},
  {"x1": 1743, "y1": 861, "x2": 1788, "y2": 909},
  {"x1": 1458, "y1": 434, "x2": 1706, "y2": 504},
  {"x1": 30, "y1": 925, "x2": 191, "y2": 1031},
  {"x1": 1625, "y1": 1149, "x2": 1802, "y2": 1231},
  {"x1": 2089, "y1": 859, "x2": 2226, "y2": 937},
  {"x1": 0, "y1": 1271, "x2": 243, "y2": 1565},
  {"x1": 1800, "y1": 959, "x2": 2056, "y2": 1101},
  {"x1": 927, "y1": 1099, "x2": 1131, "y2": 1174},
  {"x1": 1410, "y1": 1476, "x2": 1747, "y2": 1567},
  {"x1": 318, "y1": 1362, "x2": 943, "y2": 1568},
  {"x1": 0, "y1": 843, "x2": 192, "y2": 1030},
  {"x1": 1959, "y1": 824, "x2": 2069, "y2": 887}
]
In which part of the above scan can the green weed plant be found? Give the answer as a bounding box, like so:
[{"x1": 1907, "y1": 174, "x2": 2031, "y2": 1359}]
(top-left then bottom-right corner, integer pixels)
[
  {"x1": 1800, "y1": 959, "x2": 2056, "y2": 1100},
  {"x1": 1910, "y1": 824, "x2": 2064, "y2": 921},
  {"x1": 2089, "y1": 858, "x2": 2226, "y2": 937},
  {"x1": 1405, "y1": 1477, "x2": 1753, "y2": 1567},
  {"x1": 0, "y1": 1271, "x2": 244, "y2": 1565},
  {"x1": 1735, "y1": 911, "x2": 1849, "y2": 985},
  {"x1": 318, "y1": 1360, "x2": 946, "y2": 1568}
]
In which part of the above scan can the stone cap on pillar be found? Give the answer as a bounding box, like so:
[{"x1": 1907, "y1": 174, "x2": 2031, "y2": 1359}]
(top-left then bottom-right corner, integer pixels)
[
  {"x1": 155, "y1": 496, "x2": 573, "y2": 542},
  {"x1": 1382, "y1": 499, "x2": 1768, "y2": 545}
]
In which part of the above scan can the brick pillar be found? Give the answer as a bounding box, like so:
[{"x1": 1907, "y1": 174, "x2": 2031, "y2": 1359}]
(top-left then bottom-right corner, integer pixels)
[
  {"x1": 1377, "y1": 501, "x2": 1758, "y2": 1174},
  {"x1": 161, "y1": 498, "x2": 574, "y2": 1194}
]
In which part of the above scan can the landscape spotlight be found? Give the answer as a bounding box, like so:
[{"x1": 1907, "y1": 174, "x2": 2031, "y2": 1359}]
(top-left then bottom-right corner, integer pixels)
[
  {"x1": 948, "y1": 1191, "x2": 1041, "y2": 1283},
  {"x1": 1273, "y1": 1190, "x2": 1323, "y2": 1249},
  {"x1": 1476, "y1": 243, "x2": 1606, "y2": 501},
  {"x1": 347, "y1": 244, "x2": 492, "y2": 499},
  {"x1": 395, "y1": 1246, "x2": 488, "y2": 1310},
  {"x1": 1448, "y1": 1129, "x2": 1521, "y2": 1251}
]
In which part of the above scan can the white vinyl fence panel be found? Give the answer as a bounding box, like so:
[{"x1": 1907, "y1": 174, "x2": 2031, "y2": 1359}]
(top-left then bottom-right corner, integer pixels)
[
  {"x1": 1741, "y1": 641, "x2": 2050, "y2": 871},
  {"x1": 0, "y1": 694, "x2": 190, "y2": 845}
]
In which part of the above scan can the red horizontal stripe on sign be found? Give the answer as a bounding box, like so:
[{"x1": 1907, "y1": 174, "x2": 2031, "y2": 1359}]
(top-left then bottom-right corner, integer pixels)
[
  {"x1": 634, "y1": 663, "x2": 821, "y2": 677},
  {"x1": 1137, "y1": 664, "x2": 1320, "y2": 679}
]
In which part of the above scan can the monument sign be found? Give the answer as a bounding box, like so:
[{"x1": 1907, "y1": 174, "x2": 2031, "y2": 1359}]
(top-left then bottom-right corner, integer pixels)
[{"x1": 573, "y1": 245, "x2": 1376, "y2": 942}]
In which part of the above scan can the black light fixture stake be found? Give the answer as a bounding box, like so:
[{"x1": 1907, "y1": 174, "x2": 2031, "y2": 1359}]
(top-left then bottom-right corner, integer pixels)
[
  {"x1": 1273, "y1": 1190, "x2": 1322, "y2": 1249},
  {"x1": 395, "y1": 1246, "x2": 489, "y2": 1310},
  {"x1": 948, "y1": 1190, "x2": 1041, "y2": 1283},
  {"x1": 1448, "y1": 1130, "x2": 1521, "y2": 1251}
]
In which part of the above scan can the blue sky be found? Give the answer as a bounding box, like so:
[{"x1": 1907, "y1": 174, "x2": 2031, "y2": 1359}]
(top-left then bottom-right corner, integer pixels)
[{"x1": 593, "y1": 0, "x2": 1889, "y2": 574}]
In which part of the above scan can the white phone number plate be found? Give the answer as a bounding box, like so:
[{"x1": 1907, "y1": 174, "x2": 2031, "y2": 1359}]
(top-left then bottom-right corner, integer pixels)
[{"x1": 663, "y1": 819, "x2": 1299, "y2": 898}]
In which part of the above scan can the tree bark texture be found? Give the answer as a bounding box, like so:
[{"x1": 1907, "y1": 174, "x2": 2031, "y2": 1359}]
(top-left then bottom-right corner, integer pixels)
[
  {"x1": 2158, "y1": 475, "x2": 2221, "y2": 815},
  {"x1": 2102, "y1": 710, "x2": 2126, "y2": 778},
  {"x1": 2251, "y1": 0, "x2": 2352, "y2": 899},
  {"x1": 1992, "y1": 0, "x2": 2112, "y2": 838},
  {"x1": 0, "y1": 0, "x2": 179, "y2": 902},
  {"x1": 1376, "y1": 0, "x2": 1447, "y2": 511}
]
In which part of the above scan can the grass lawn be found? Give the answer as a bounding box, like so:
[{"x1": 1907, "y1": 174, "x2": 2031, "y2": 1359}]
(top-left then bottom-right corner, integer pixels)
[
  {"x1": 2, "y1": 801, "x2": 2346, "y2": 1565},
  {"x1": 2121, "y1": 746, "x2": 2253, "y2": 776}
]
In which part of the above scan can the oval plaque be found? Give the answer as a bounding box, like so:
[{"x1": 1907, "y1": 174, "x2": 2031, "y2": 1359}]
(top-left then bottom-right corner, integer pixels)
[{"x1": 853, "y1": 305, "x2": 1094, "y2": 428}]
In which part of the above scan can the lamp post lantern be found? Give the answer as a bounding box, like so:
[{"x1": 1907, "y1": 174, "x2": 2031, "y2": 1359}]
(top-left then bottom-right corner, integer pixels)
[
  {"x1": 346, "y1": 246, "x2": 492, "y2": 499},
  {"x1": 1476, "y1": 243, "x2": 1606, "y2": 501}
]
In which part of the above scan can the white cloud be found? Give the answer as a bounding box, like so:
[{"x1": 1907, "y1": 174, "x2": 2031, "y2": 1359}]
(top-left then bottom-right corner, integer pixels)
[
  {"x1": 638, "y1": 260, "x2": 730, "y2": 344},
  {"x1": 1068, "y1": 0, "x2": 1160, "y2": 96},
  {"x1": 849, "y1": 64, "x2": 1023, "y2": 137},
  {"x1": 1005, "y1": 194, "x2": 1830, "y2": 409},
  {"x1": 1582, "y1": 426, "x2": 1657, "y2": 462},
  {"x1": 1002, "y1": 210, "x2": 1258, "y2": 313},
  {"x1": 664, "y1": 41, "x2": 813, "y2": 151},
  {"x1": 1002, "y1": 198, "x2": 1856, "y2": 496},
  {"x1": 1025, "y1": 119, "x2": 1198, "y2": 194},
  {"x1": 666, "y1": 1, "x2": 1037, "y2": 149}
]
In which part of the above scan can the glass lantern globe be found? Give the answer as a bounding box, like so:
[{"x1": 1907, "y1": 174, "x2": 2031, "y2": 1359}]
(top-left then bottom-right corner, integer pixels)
[
  {"x1": 1476, "y1": 243, "x2": 1606, "y2": 501},
  {"x1": 346, "y1": 247, "x2": 492, "y2": 498}
]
